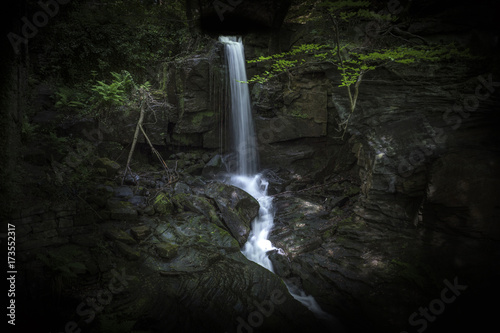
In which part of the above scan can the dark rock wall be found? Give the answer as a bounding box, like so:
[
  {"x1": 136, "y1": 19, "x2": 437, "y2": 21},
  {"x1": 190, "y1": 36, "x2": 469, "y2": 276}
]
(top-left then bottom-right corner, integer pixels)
[{"x1": 3, "y1": 1, "x2": 500, "y2": 332}]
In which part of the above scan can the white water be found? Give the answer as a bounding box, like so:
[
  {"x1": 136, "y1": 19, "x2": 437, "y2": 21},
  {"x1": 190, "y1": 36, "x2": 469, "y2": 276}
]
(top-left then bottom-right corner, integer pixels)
[
  {"x1": 219, "y1": 36, "x2": 258, "y2": 176},
  {"x1": 219, "y1": 36, "x2": 333, "y2": 320}
]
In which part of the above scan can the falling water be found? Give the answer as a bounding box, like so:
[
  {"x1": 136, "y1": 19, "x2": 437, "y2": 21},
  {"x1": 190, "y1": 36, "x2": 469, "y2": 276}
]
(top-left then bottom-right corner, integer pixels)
[
  {"x1": 219, "y1": 36, "x2": 258, "y2": 176},
  {"x1": 219, "y1": 36, "x2": 333, "y2": 321}
]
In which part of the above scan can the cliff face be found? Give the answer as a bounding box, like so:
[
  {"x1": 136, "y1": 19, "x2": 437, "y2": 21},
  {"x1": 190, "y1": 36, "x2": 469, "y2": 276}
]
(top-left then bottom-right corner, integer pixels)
[
  {"x1": 110, "y1": 13, "x2": 500, "y2": 328},
  {"x1": 4, "y1": 1, "x2": 500, "y2": 332}
]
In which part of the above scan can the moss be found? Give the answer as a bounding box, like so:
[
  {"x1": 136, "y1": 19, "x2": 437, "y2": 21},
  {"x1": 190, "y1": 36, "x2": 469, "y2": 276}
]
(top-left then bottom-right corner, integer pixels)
[
  {"x1": 154, "y1": 193, "x2": 174, "y2": 215},
  {"x1": 171, "y1": 133, "x2": 201, "y2": 146},
  {"x1": 192, "y1": 111, "x2": 214, "y2": 126},
  {"x1": 331, "y1": 207, "x2": 342, "y2": 216},
  {"x1": 290, "y1": 108, "x2": 311, "y2": 119},
  {"x1": 345, "y1": 186, "x2": 360, "y2": 196},
  {"x1": 322, "y1": 228, "x2": 335, "y2": 240},
  {"x1": 340, "y1": 216, "x2": 353, "y2": 224}
]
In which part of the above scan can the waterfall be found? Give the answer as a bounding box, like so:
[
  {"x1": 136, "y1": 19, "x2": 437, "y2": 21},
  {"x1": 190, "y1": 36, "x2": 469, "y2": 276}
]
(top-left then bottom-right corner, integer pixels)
[
  {"x1": 219, "y1": 36, "x2": 258, "y2": 176},
  {"x1": 219, "y1": 36, "x2": 335, "y2": 322}
]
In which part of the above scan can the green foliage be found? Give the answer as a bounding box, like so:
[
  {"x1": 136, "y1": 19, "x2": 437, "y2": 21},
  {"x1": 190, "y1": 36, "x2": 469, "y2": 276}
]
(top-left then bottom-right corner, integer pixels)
[
  {"x1": 91, "y1": 80, "x2": 126, "y2": 107},
  {"x1": 249, "y1": 0, "x2": 477, "y2": 139},
  {"x1": 336, "y1": 43, "x2": 474, "y2": 87},
  {"x1": 246, "y1": 44, "x2": 328, "y2": 83},
  {"x1": 52, "y1": 69, "x2": 152, "y2": 122},
  {"x1": 54, "y1": 87, "x2": 87, "y2": 109},
  {"x1": 33, "y1": 0, "x2": 189, "y2": 83},
  {"x1": 246, "y1": 41, "x2": 473, "y2": 87}
]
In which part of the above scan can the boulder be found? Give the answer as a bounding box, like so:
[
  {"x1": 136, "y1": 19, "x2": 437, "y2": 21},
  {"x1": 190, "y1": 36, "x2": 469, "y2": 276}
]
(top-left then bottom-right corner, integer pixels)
[
  {"x1": 204, "y1": 182, "x2": 260, "y2": 246},
  {"x1": 172, "y1": 193, "x2": 220, "y2": 225}
]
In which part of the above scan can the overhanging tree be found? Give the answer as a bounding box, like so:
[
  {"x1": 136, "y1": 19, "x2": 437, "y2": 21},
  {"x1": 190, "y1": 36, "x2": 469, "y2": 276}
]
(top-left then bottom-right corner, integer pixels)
[{"x1": 245, "y1": 0, "x2": 474, "y2": 139}]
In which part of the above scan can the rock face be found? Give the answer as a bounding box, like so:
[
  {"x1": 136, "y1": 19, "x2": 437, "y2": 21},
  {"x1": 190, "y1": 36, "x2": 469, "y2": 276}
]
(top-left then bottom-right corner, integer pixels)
[
  {"x1": 89, "y1": 41, "x2": 226, "y2": 150},
  {"x1": 7, "y1": 1, "x2": 500, "y2": 332},
  {"x1": 13, "y1": 176, "x2": 333, "y2": 333},
  {"x1": 205, "y1": 182, "x2": 260, "y2": 246}
]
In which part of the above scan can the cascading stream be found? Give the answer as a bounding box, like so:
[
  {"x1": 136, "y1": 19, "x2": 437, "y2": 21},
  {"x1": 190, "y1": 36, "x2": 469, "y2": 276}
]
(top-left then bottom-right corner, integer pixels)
[{"x1": 219, "y1": 36, "x2": 332, "y2": 320}]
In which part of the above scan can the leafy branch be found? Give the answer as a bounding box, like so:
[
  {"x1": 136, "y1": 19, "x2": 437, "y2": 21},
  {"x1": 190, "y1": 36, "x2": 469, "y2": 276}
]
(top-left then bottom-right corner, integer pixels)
[{"x1": 244, "y1": 0, "x2": 475, "y2": 140}]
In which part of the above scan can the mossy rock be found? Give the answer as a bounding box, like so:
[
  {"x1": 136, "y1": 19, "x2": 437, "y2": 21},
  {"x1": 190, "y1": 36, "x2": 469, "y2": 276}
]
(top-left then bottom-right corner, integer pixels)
[
  {"x1": 104, "y1": 227, "x2": 137, "y2": 245},
  {"x1": 94, "y1": 157, "x2": 121, "y2": 177},
  {"x1": 172, "y1": 193, "x2": 220, "y2": 224},
  {"x1": 156, "y1": 242, "x2": 179, "y2": 260},
  {"x1": 153, "y1": 193, "x2": 175, "y2": 215},
  {"x1": 204, "y1": 182, "x2": 260, "y2": 246}
]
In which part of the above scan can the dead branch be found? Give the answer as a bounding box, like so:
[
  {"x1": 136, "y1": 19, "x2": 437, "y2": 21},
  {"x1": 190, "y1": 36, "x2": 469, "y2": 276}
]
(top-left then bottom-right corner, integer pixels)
[{"x1": 122, "y1": 93, "x2": 146, "y2": 185}]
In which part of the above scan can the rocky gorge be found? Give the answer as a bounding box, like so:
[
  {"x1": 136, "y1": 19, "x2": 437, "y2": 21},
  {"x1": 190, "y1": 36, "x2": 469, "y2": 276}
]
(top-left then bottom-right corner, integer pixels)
[{"x1": 1, "y1": 1, "x2": 500, "y2": 333}]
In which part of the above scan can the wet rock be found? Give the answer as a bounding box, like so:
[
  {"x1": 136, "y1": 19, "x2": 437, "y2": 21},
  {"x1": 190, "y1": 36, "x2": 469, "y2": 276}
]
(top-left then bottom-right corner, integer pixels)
[
  {"x1": 269, "y1": 251, "x2": 292, "y2": 277},
  {"x1": 205, "y1": 182, "x2": 260, "y2": 246}
]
